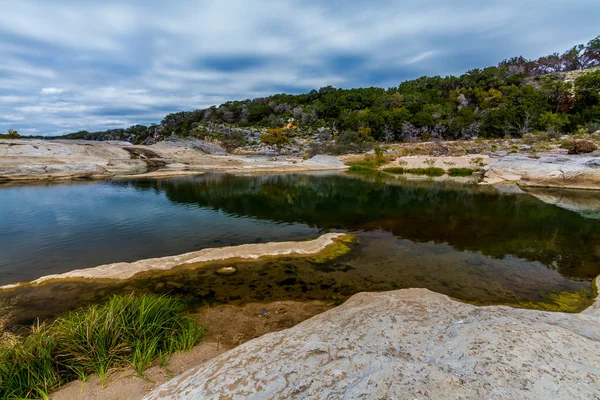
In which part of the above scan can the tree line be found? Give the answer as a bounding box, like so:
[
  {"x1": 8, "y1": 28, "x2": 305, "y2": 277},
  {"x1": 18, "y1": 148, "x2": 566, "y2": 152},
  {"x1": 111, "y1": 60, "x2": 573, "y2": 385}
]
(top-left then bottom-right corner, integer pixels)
[{"x1": 54, "y1": 35, "x2": 600, "y2": 145}]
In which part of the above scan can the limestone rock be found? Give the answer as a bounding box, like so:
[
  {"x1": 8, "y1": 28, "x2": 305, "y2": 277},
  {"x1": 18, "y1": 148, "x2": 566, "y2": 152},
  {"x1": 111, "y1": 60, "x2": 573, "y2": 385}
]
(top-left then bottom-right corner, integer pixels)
[
  {"x1": 484, "y1": 153, "x2": 600, "y2": 189},
  {"x1": 145, "y1": 285, "x2": 600, "y2": 400},
  {"x1": 301, "y1": 155, "x2": 345, "y2": 168},
  {"x1": 0, "y1": 139, "x2": 147, "y2": 180}
]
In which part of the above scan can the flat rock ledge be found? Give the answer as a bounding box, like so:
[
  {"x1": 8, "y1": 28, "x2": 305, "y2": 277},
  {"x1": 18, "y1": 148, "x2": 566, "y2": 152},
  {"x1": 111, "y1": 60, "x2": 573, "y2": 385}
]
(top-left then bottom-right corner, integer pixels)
[
  {"x1": 0, "y1": 139, "x2": 346, "y2": 181},
  {"x1": 0, "y1": 233, "x2": 347, "y2": 289},
  {"x1": 484, "y1": 153, "x2": 600, "y2": 189},
  {"x1": 145, "y1": 279, "x2": 600, "y2": 400}
]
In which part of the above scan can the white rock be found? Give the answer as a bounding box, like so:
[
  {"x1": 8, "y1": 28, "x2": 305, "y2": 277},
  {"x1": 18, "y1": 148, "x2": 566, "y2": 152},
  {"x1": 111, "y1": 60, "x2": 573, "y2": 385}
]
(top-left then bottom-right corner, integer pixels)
[
  {"x1": 145, "y1": 283, "x2": 600, "y2": 400},
  {"x1": 484, "y1": 153, "x2": 600, "y2": 189}
]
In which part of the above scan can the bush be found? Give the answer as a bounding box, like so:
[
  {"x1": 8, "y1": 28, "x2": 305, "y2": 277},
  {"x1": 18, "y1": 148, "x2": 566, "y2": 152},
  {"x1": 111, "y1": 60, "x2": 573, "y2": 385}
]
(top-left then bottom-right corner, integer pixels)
[
  {"x1": 260, "y1": 128, "x2": 291, "y2": 148},
  {"x1": 0, "y1": 294, "x2": 205, "y2": 398},
  {"x1": 347, "y1": 151, "x2": 394, "y2": 172},
  {"x1": 566, "y1": 139, "x2": 598, "y2": 154},
  {"x1": 0, "y1": 129, "x2": 20, "y2": 139}
]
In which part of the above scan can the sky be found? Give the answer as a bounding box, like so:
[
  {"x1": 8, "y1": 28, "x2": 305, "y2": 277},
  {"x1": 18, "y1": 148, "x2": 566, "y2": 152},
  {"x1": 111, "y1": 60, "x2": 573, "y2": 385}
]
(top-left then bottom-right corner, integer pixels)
[{"x1": 0, "y1": 1, "x2": 598, "y2": 136}]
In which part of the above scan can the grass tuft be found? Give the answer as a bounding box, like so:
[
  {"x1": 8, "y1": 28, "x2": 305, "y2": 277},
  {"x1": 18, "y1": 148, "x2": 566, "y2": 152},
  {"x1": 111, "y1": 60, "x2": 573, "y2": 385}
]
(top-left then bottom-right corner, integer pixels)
[
  {"x1": 447, "y1": 168, "x2": 477, "y2": 177},
  {"x1": 405, "y1": 167, "x2": 445, "y2": 177},
  {"x1": 0, "y1": 293, "x2": 205, "y2": 398},
  {"x1": 381, "y1": 167, "x2": 406, "y2": 174}
]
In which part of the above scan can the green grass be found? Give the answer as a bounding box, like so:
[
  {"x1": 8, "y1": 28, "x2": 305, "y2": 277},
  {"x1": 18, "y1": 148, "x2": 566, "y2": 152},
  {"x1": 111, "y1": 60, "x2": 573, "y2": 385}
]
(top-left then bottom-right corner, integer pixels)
[
  {"x1": 406, "y1": 167, "x2": 445, "y2": 177},
  {"x1": 381, "y1": 166, "x2": 406, "y2": 174},
  {"x1": 447, "y1": 168, "x2": 476, "y2": 177},
  {"x1": 348, "y1": 162, "x2": 377, "y2": 172},
  {"x1": 0, "y1": 294, "x2": 205, "y2": 399}
]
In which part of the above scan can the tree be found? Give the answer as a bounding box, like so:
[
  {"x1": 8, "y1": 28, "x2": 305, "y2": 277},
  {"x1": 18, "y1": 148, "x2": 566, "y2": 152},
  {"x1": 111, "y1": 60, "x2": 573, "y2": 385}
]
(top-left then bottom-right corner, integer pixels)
[
  {"x1": 0, "y1": 129, "x2": 20, "y2": 139},
  {"x1": 260, "y1": 128, "x2": 290, "y2": 149}
]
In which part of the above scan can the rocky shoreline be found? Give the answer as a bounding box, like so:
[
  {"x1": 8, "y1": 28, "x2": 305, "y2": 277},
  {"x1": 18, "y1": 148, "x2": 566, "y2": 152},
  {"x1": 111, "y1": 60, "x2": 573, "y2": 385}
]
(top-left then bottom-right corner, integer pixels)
[
  {"x1": 3, "y1": 139, "x2": 600, "y2": 190},
  {"x1": 0, "y1": 139, "x2": 346, "y2": 181},
  {"x1": 145, "y1": 278, "x2": 600, "y2": 400}
]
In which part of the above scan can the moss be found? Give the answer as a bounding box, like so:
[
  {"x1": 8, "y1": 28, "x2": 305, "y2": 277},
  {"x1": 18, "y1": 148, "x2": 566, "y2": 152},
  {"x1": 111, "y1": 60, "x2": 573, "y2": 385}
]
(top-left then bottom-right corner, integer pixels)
[
  {"x1": 511, "y1": 288, "x2": 594, "y2": 313},
  {"x1": 308, "y1": 234, "x2": 356, "y2": 264}
]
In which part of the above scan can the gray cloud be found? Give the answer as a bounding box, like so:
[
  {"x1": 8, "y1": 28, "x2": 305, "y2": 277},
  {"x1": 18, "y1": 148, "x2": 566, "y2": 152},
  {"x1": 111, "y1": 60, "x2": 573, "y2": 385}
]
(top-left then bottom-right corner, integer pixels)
[{"x1": 0, "y1": 0, "x2": 598, "y2": 135}]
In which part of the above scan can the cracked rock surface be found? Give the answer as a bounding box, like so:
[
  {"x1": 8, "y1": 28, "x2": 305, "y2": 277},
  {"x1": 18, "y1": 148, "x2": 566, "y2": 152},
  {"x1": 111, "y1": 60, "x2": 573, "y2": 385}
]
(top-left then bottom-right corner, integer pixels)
[{"x1": 145, "y1": 281, "x2": 600, "y2": 400}]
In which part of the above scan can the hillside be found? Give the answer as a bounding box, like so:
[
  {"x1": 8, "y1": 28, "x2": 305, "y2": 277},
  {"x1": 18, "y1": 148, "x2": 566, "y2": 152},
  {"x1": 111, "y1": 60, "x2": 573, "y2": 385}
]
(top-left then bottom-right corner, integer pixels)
[{"x1": 33, "y1": 35, "x2": 600, "y2": 153}]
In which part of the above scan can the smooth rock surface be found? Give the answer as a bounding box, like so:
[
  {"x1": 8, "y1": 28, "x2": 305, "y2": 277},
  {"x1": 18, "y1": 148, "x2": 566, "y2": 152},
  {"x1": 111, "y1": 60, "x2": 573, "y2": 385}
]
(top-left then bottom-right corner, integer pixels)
[
  {"x1": 484, "y1": 153, "x2": 600, "y2": 189},
  {"x1": 145, "y1": 281, "x2": 600, "y2": 400},
  {"x1": 0, "y1": 139, "x2": 347, "y2": 181},
  {"x1": 0, "y1": 139, "x2": 147, "y2": 180}
]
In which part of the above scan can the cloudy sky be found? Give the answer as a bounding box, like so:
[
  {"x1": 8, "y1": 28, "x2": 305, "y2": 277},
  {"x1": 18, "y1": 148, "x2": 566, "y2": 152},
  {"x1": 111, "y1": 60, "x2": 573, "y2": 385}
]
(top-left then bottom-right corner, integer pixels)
[{"x1": 0, "y1": 0, "x2": 598, "y2": 136}]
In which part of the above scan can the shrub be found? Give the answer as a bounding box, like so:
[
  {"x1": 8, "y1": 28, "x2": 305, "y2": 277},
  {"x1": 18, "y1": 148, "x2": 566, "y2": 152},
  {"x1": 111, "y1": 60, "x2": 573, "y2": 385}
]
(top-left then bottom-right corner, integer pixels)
[
  {"x1": 566, "y1": 139, "x2": 597, "y2": 154},
  {"x1": 0, "y1": 129, "x2": 20, "y2": 139},
  {"x1": 469, "y1": 157, "x2": 485, "y2": 168},
  {"x1": 423, "y1": 158, "x2": 436, "y2": 167},
  {"x1": 347, "y1": 152, "x2": 394, "y2": 172},
  {"x1": 0, "y1": 294, "x2": 205, "y2": 399},
  {"x1": 260, "y1": 129, "x2": 291, "y2": 148}
]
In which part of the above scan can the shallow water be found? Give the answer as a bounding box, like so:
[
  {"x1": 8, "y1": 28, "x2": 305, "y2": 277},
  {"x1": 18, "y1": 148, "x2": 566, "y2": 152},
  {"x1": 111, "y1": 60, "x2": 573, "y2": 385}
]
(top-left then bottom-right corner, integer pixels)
[{"x1": 2, "y1": 172, "x2": 600, "y2": 319}]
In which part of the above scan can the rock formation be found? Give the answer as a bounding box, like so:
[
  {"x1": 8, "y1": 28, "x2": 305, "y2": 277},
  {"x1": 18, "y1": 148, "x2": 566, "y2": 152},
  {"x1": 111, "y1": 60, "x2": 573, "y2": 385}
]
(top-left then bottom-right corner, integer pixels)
[
  {"x1": 484, "y1": 153, "x2": 600, "y2": 189},
  {"x1": 145, "y1": 281, "x2": 600, "y2": 400}
]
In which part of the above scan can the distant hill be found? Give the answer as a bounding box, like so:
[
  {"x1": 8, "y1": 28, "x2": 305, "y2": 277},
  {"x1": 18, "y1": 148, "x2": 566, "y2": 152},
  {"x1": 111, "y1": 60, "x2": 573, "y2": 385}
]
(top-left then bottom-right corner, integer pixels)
[{"x1": 36, "y1": 35, "x2": 600, "y2": 149}]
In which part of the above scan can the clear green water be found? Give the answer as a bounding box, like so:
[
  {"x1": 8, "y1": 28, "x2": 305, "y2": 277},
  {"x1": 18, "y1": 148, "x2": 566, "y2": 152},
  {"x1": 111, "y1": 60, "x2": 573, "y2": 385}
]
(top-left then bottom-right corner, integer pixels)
[{"x1": 1, "y1": 172, "x2": 600, "y2": 321}]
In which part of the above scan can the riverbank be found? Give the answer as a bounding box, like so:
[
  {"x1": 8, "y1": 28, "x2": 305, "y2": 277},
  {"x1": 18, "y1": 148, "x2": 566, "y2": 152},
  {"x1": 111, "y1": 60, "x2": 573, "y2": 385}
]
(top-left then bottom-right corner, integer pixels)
[
  {"x1": 51, "y1": 300, "x2": 332, "y2": 400},
  {"x1": 145, "y1": 277, "x2": 600, "y2": 400},
  {"x1": 45, "y1": 276, "x2": 600, "y2": 400},
  {"x1": 0, "y1": 139, "x2": 347, "y2": 182},
  {"x1": 4, "y1": 138, "x2": 600, "y2": 189}
]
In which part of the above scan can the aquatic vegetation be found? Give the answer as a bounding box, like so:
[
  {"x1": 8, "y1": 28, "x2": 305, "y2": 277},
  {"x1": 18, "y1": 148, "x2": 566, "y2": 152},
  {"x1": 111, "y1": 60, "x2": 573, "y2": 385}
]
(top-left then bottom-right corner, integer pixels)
[
  {"x1": 309, "y1": 234, "x2": 356, "y2": 264},
  {"x1": 0, "y1": 293, "x2": 205, "y2": 399},
  {"x1": 448, "y1": 168, "x2": 477, "y2": 177},
  {"x1": 511, "y1": 288, "x2": 594, "y2": 313}
]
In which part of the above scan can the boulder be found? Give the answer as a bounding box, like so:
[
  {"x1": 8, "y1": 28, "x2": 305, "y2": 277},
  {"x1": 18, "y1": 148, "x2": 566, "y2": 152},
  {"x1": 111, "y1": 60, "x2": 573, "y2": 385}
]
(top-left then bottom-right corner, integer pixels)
[{"x1": 145, "y1": 285, "x2": 600, "y2": 400}]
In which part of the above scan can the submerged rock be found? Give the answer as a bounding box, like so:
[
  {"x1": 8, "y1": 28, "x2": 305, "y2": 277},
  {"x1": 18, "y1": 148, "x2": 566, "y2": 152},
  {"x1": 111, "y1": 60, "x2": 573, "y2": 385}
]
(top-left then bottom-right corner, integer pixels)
[
  {"x1": 215, "y1": 266, "x2": 237, "y2": 276},
  {"x1": 145, "y1": 284, "x2": 600, "y2": 400}
]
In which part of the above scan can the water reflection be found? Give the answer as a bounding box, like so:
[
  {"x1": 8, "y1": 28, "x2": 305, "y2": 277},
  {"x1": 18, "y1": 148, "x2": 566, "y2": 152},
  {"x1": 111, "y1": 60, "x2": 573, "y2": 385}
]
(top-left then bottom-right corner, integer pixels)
[
  {"x1": 2, "y1": 172, "x2": 600, "y2": 321},
  {"x1": 116, "y1": 172, "x2": 600, "y2": 280}
]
